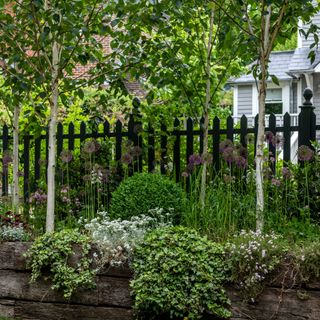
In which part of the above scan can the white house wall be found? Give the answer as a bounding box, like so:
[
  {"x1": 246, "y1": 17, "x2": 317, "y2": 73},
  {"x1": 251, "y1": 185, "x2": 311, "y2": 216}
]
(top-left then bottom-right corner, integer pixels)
[
  {"x1": 312, "y1": 73, "x2": 320, "y2": 124},
  {"x1": 237, "y1": 85, "x2": 252, "y2": 115}
]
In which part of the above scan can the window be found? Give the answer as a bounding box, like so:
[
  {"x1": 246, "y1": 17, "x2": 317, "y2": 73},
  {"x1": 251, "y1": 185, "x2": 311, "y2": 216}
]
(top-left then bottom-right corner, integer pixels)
[{"x1": 266, "y1": 88, "x2": 283, "y2": 114}]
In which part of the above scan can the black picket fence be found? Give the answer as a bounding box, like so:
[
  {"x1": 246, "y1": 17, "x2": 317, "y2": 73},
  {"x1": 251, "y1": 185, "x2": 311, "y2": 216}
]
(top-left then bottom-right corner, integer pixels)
[{"x1": 0, "y1": 89, "x2": 318, "y2": 202}]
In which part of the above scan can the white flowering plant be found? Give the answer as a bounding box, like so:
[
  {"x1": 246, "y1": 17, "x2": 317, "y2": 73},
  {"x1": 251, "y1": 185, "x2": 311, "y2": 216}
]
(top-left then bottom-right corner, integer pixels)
[
  {"x1": 84, "y1": 208, "x2": 172, "y2": 267},
  {"x1": 226, "y1": 230, "x2": 288, "y2": 301}
]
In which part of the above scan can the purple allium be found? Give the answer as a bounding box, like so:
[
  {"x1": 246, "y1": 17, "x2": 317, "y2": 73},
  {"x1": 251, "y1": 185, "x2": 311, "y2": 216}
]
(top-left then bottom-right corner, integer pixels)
[
  {"x1": 83, "y1": 140, "x2": 100, "y2": 154},
  {"x1": 235, "y1": 156, "x2": 248, "y2": 169},
  {"x1": 60, "y1": 150, "x2": 73, "y2": 163},
  {"x1": 121, "y1": 153, "x2": 133, "y2": 165},
  {"x1": 271, "y1": 178, "x2": 281, "y2": 187},
  {"x1": 219, "y1": 139, "x2": 234, "y2": 152},
  {"x1": 263, "y1": 167, "x2": 273, "y2": 180},
  {"x1": 272, "y1": 135, "x2": 283, "y2": 149},
  {"x1": 189, "y1": 154, "x2": 204, "y2": 166},
  {"x1": 2, "y1": 151, "x2": 12, "y2": 166},
  {"x1": 270, "y1": 156, "x2": 275, "y2": 163},
  {"x1": 181, "y1": 171, "x2": 190, "y2": 178},
  {"x1": 29, "y1": 189, "x2": 47, "y2": 205},
  {"x1": 265, "y1": 131, "x2": 274, "y2": 143},
  {"x1": 130, "y1": 146, "x2": 142, "y2": 157},
  {"x1": 237, "y1": 146, "x2": 248, "y2": 159},
  {"x1": 297, "y1": 145, "x2": 314, "y2": 162},
  {"x1": 282, "y1": 167, "x2": 292, "y2": 180},
  {"x1": 222, "y1": 147, "x2": 235, "y2": 164}
]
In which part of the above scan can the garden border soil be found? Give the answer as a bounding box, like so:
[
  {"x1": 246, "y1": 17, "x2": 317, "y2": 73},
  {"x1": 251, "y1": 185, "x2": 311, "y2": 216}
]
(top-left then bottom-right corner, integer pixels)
[{"x1": 0, "y1": 242, "x2": 319, "y2": 320}]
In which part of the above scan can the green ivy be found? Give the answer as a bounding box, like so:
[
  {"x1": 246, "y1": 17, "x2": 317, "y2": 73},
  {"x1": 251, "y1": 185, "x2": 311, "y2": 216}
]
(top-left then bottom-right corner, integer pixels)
[
  {"x1": 25, "y1": 229, "x2": 96, "y2": 299},
  {"x1": 131, "y1": 226, "x2": 231, "y2": 320}
]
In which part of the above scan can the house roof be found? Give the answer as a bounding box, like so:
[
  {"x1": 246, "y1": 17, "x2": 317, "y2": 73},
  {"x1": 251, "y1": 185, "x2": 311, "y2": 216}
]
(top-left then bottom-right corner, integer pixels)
[
  {"x1": 288, "y1": 47, "x2": 320, "y2": 73},
  {"x1": 229, "y1": 51, "x2": 295, "y2": 84}
]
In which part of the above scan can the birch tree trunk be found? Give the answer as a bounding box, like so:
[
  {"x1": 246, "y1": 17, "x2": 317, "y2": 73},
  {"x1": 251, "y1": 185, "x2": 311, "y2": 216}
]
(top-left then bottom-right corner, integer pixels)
[
  {"x1": 46, "y1": 40, "x2": 60, "y2": 232},
  {"x1": 255, "y1": 4, "x2": 271, "y2": 231},
  {"x1": 12, "y1": 104, "x2": 20, "y2": 213},
  {"x1": 200, "y1": 8, "x2": 214, "y2": 208}
]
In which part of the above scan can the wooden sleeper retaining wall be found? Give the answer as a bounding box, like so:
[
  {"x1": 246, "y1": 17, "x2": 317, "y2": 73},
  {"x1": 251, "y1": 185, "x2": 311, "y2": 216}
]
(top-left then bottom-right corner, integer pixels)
[{"x1": 0, "y1": 242, "x2": 319, "y2": 320}]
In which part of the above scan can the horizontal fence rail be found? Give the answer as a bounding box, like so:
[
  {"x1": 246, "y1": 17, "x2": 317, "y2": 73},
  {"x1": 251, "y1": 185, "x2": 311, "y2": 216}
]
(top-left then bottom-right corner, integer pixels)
[{"x1": 0, "y1": 95, "x2": 317, "y2": 201}]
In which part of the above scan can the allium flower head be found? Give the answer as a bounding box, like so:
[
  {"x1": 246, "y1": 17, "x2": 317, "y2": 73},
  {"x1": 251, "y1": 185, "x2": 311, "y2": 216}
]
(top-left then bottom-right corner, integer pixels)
[
  {"x1": 130, "y1": 146, "x2": 142, "y2": 157},
  {"x1": 121, "y1": 153, "x2": 133, "y2": 165},
  {"x1": 222, "y1": 147, "x2": 235, "y2": 164},
  {"x1": 271, "y1": 178, "x2": 281, "y2": 187},
  {"x1": 265, "y1": 131, "x2": 274, "y2": 143},
  {"x1": 60, "y1": 150, "x2": 73, "y2": 163},
  {"x1": 272, "y1": 135, "x2": 283, "y2": 149},
  {"x1": 188, "y1": 154, "x2": 203, "y2": 166},
  {"x1": 282, "y1": 167, "x2": 291, "y2": 180},
  {"x1": 297, "y1": 145, "x2": 314, "y2": 162},
  {"x1": 83, "y1": 140, "x2": 100, "y2": 154},
  {"x1": 219, "y1": 139, "x2": 233, "y2": 152},
  {"x1": 235, "y1": 156, "x2": 248, "y2": 169},
  {"x1": 2, "y1": 151, "x2": 12, "y2": 166},
  {"x1": 237, "y1": 146, "x2": 248, "y2": 159}
]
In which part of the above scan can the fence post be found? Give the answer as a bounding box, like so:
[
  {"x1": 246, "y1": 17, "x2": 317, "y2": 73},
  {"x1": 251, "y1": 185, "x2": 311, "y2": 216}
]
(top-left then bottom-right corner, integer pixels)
[{"x1": 298, "y1": 88, "x2": 316, "y2": 149}]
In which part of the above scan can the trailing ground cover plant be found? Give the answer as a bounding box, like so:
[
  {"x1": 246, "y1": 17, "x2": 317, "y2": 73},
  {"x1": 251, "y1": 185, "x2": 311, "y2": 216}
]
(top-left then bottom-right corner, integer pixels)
[
  {"x1": 26, "y1": 229, "x2": 95, "y2": 299},
  {"x1": 131, "y1": 226, "x2": 231, "y2": 320},
  {"x1": 109, "y1": 173, "x2": 187, "y2": 223}
]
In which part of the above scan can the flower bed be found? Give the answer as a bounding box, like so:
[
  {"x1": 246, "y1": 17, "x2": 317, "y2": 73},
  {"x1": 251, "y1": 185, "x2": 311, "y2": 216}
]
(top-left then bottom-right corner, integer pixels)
[{"x1": 0, "y1": 242, "x2": 319, "y2": 320}]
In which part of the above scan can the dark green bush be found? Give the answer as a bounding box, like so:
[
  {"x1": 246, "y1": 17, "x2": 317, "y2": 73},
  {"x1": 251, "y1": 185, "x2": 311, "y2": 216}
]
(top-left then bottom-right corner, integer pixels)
[
  {"x1": 131, "y1": 226, "x2": 231, "y2": 320},
  {"x1": 109, "y1": 173, "x2": 187, "y2": 223}
]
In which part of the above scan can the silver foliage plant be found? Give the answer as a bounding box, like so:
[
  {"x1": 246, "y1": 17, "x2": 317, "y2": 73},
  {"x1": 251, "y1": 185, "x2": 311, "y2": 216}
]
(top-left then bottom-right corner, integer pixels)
[
  {"x1": 84, "y1": 208, "x2": 173, "y2": 267},
  {"x1": 0, "y1": 225, "x2": 30, "y2": 241}
]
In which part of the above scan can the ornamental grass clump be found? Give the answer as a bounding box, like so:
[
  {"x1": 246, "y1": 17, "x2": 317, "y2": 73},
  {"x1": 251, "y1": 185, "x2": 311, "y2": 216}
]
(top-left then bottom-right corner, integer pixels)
[
  {"x1": 109, "y1": 173, "x2": 187, "y2": 223},
  {"x1": 85, "y1": 209, "x2": 172, "y2": 267},
  {"x1": 131, "y1": 226, "x2": 231, "y2": 320},
  {"x1": 227, "y1": 230, "x2": 287, "y2": 301}
]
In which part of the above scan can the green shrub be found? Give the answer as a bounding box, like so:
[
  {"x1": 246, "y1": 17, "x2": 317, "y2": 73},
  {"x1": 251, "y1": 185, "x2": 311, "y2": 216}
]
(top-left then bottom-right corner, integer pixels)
[
  {"x1": 109, "y1": 173, "x2": 187, "y2": 223},
  {"x1": 25, "y1": 229, "x2": 96, "y2": 299},
  {"x1": 131, "y1": 226, "x2": 231, "y2": 320}
]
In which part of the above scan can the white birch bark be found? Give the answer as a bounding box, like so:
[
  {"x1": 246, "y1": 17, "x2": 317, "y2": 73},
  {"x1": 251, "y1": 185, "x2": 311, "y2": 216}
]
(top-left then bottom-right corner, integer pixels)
[
  {"x1": 12, "y1": 104, "x2": 20, "y2": 213},
  {"x1": 46, "y1": 40, "x2": 60, "y2": 232},
  {"x1": 255, "y1": 4, "x2": 271, "y2": 231}
]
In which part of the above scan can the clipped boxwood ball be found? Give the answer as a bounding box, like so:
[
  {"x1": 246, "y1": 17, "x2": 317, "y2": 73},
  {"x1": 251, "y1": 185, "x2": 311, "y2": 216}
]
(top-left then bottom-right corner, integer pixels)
[{"x1": 109, "y1": 173, "x2": 186, "y2": 223}]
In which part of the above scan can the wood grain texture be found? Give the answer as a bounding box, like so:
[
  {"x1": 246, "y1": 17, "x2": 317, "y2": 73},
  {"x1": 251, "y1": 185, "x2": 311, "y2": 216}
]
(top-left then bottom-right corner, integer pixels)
[{"x1": 1, "y1": 242, "x2": 320, "y2": 320}]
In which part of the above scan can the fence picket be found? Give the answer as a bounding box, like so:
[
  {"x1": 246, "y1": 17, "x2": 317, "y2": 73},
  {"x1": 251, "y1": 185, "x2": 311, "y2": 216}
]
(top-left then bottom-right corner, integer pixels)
[
  {"x1": 227, "y1": 116, "x2": 234, "y2": 141},
  {"x1": 80, "y1": 122, "x2": 86, "y2": 145},
  {"x1": 200, "y1": 117, "x2": 204, "y2": 154},
  {"x1": 2, "y1": 125, "x2": 9, "y2": 196},
  {"x1": 283, "y1": 113, "x2": 291, "y2": 163},
  {"x1": 160, "y1": 123, "x2": 167, "y2": 175},
  {"x1": 68, "y1": 122, "x2": 75, "y2": 151},
  {"x1": 173, "y1": 118, "x2": 181, "y2": 183},
  {"x1": 240, "y1": 115, "x2": 248, "y2": 147},
  {"x1": 23, "y1": 135, "x2": 30, "y2": 202},
  {"x1": 148, "y1": 123, "x2": 155, "y2": 172},
  {"x1": 57, "y1": 123, "x2": 63, "y2": 158},
  {"x1": 34, "y1": 137, "x2": 41, "y2": 190},
  {"x1": 268, "y1": 113, "x2": 276, "y2": 174},
  {"x1": 212, "y1": 117, "x2": 220, "y2": 172}
]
